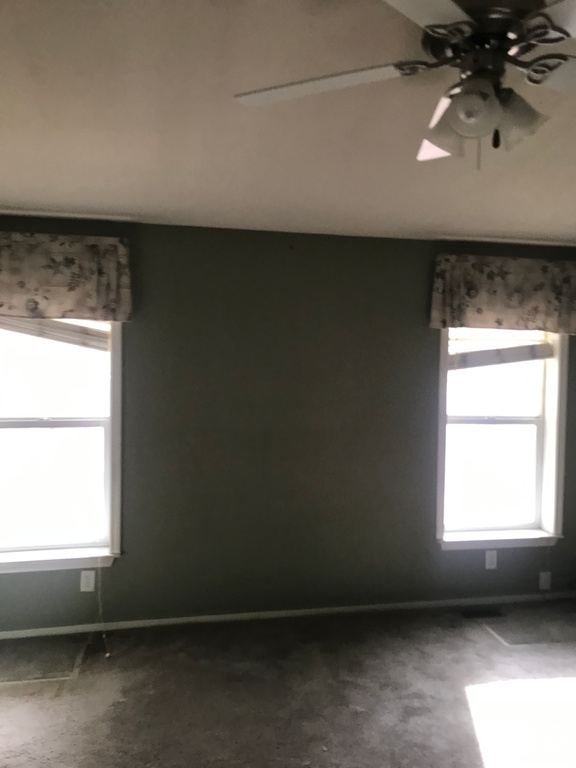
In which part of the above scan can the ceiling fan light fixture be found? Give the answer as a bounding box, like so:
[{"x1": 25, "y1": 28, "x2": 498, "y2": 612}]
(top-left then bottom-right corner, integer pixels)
[
  {"x1": 416, "y1": 139, "x2": 453, "y2": 161},
  {"x1": 238, "y1": 0, "x2": 575, "y2": 166},
  {"x1": 428, "y1": 95, "x2": 452, "y2": 128},
  {"x1": 446, "y1": 78, "x2": 503, "y2": 138},
  {"x1": 497, "y1": 88, "x2": 549, "y2": 150},
  {"x1": 423, "y1": 115, "x2": 467, "y2": 158},
  {"x1": 417, "y1": 91, "x2": 467, "y2": 160}
]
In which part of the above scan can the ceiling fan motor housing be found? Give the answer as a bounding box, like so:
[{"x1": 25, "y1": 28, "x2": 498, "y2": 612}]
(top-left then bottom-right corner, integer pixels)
[{"x1": 421, "y1": 7, "x2": 531, "y2": 88}]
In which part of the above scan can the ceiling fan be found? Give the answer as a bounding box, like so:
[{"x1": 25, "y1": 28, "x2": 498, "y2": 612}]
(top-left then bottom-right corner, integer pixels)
[{"x1": 235, "y1": 0, "x2": 576, "y2": 162}]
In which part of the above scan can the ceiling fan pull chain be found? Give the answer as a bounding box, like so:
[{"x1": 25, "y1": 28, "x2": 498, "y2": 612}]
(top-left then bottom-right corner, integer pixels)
[{"x1": 477, "y1": 139, "x2": 482, "y2": 172}]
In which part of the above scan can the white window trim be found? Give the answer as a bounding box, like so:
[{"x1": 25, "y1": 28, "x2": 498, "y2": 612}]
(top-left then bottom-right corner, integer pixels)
[
  {"x1": 0, "y1": 322, "x2": 122, "y2": 573},
  {"x1": 437, "y1": 328, "x2": 568, "y2": 550}
]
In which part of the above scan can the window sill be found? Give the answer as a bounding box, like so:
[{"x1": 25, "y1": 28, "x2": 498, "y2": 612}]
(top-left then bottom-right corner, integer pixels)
[
  {"x1": 0, "y1": 547, "x2": 118, "y2": 574},
  {"x1": 440, "y1": 530, "x2": 561, "y2": 550}
]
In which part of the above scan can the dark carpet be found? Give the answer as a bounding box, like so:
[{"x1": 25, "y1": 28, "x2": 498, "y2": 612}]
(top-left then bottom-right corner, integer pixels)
[
  {"x1": 482, "y1": 599, "x2": 576, "y2": 645},
  {"x1": 2, "y1": 603, "x2": 576, "y2": 767}
]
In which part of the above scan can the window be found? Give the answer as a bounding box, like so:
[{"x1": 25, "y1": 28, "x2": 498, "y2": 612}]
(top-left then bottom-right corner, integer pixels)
[
  {"x1": 0, "y1": 317, "x2": 121, "y2": 572},
  {"x1": 437, "y1": 327, "x2": 568, "y2": 549}
]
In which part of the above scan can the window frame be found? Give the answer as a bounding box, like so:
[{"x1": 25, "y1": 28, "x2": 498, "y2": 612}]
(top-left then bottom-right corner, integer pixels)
[
  {"x1": 0, "y1": 320, "x2": 122, "y2": 573},
  {"x1": 437, "y1": 328, "x2": 568, "y2": 550}
]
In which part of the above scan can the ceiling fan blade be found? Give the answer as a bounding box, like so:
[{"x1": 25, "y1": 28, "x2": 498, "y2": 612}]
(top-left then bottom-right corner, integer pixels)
[
  {"x1": 416, "y1": 139, "x2": 452, "y2": 161},
  {"x1": 537, "y1": 57, "x2": 576, "y2": 93},
  {"x1": 235, "y1": 63, "x2": 401, "y2": 105},
  {"x1": 381, "y1": 0, "x2": 471, "y2": 28}
]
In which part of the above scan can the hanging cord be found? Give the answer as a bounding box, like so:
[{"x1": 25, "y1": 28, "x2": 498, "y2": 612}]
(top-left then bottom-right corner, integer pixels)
[
  {"x1": 96, "y1": 562, "x2": 111, "y2": 658},
  {"x1": 476, "y1": 138, "x2": 482, "y2": 172}
]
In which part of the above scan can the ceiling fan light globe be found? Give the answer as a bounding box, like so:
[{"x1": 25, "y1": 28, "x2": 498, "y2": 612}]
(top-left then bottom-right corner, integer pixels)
[
  {"x1": 455, "y1": 93, "x2": 488, "y2": 125},
  {"x1": 416, "y1": 139, "x2": 452, "y2": 161},
  {"x1": 447, "y1": 79, "x2": 502, "y2": 138},
  {"x1": 425, "y1": 115, "x2": 466, "y2": 158},
  {"x1": 428, "y1": 95, "x2": 452, "y2": 129},
  {"x1": 498, "y1": 89, "x2": 549, "y2": 150}
]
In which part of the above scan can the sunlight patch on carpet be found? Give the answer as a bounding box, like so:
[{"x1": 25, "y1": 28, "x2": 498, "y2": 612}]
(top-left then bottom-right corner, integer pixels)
[{"x1": 466, "y1": 678, "x2": 576, "y2": 768}]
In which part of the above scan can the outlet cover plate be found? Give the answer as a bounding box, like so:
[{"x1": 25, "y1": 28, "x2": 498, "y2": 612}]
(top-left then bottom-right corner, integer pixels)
[
  {"x1": 80, "y1": 570, "x2": 96, "y2": 592},
  {"x1": 539, "y1": 571, "x2": 552, "y2": 590},
  {"x1": 485, "y1": 550, "x2": 498, "y2": 570}
]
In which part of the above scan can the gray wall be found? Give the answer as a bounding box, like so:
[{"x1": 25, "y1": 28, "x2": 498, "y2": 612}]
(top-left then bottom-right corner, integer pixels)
[{"x1": 1, "y1": 219, "x2": 576, "y2": 632}]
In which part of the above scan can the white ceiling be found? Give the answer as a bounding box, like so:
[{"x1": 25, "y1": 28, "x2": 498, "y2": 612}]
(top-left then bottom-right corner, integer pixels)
[{"x1": 0, "y1": 0, "x2": 575, "y2": 243}]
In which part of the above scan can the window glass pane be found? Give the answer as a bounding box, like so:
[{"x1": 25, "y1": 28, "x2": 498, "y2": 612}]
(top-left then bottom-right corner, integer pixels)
[
  {"x1": 443, "y1": 423, "x2": 538, "y2": 531},
  {"x1": 0, "y1": 330, "x2": 110, "y2": 418},
  {"x1": 447, "y1": 359, "x2": 544, "y2": 417},
  {"x1": 0, "y1": 427, "x2": 107, "y2": 549}
]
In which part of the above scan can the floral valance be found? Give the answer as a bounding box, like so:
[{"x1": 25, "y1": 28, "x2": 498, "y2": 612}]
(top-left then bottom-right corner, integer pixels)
[
  {"x1": 0, "y1": 232, "x2": 131, "y2": 321},
  {"x1": 430, "y1": 254, "x2": 576, "y2": 334}
]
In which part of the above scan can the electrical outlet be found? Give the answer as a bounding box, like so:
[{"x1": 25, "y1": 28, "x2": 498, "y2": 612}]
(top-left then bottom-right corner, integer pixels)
[
  {"x1": 485, "y1": 550, "x2": 497, "y2": 570},
  {"x1": 539, "y1": 571, "x2": 552, "y2": 591},
  {"x1": 80, "y1": 570, "x2": 96, "y2": 592}
]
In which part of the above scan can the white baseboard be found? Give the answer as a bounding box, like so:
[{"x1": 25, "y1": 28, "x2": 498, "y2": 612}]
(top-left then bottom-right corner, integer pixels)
[{"x1": 1, "y1": 591, "x2": 575, "y2": 641}]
